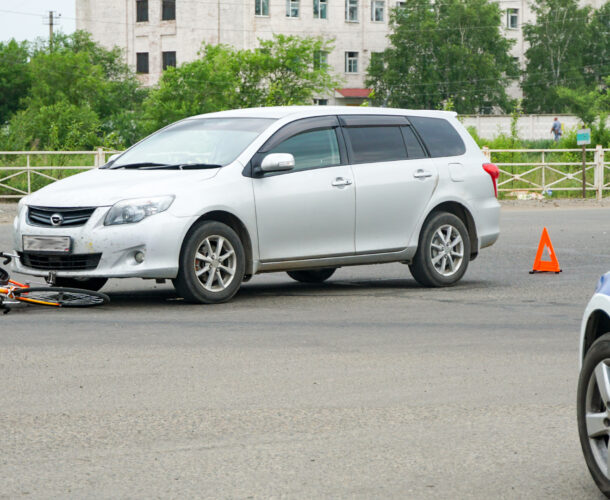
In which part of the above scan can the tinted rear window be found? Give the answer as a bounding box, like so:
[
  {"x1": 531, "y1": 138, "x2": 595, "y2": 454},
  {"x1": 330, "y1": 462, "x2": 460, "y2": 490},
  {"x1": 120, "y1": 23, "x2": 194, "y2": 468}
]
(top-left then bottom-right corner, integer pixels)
[
  {"x1": 409, "y1": 116, "x2": 466, "y2": 157},
  {"x1": 344, "y1": 126, "x2": 407, "y2": 164}
]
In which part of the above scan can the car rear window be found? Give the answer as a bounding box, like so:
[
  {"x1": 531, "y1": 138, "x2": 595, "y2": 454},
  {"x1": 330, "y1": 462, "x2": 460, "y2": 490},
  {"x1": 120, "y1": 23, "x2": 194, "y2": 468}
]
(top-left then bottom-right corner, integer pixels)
[
  {"x1": 409, "y1": 116, "x2": 466, "y2": 158},
  {"x1": 344, "y1": 126, "x2": 407, "y2": 164}
]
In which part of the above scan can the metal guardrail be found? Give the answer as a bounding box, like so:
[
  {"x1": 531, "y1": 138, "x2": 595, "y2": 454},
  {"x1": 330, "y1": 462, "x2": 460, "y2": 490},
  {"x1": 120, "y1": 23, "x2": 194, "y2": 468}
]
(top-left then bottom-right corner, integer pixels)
[
  {"x1": 0, "y1": 147, "x2": 608, "y2": 200},
  {"x1": 0, "y1": 148, "x2": 119, "y2": 199},
  {"x1": 482, "y1": 146, "x2": 609, "y2": 199}
]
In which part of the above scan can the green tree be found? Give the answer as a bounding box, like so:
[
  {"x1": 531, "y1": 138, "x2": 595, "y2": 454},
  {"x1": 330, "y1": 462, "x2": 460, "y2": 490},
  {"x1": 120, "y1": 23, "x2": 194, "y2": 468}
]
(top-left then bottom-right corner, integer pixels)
[
  {"x1": 141, "y1": 44, "x2": 242, "y2": 133},
  {"x1": 6, "y1": 102, "x2": 101, "y2": 151},
  {"x1": 3, "y1": 31, "x2": 145, "y2": 150},
  {"x1": 585, "y1": 2, "x2": 610, "y2": 87},
  {"x1": 0, "y1": 40, "x2": 31, "y2": 125},
  {"x1": 557, "y1": 77, "x2": 610, "y2": 146},
  {"x1": 366, "y1": 0, "x2": 518, "y2": 113},
  {"x1": 254, "y1": 34, "x2": 339, "y2": 106},
  {"x1": 143, "y1": 35, "x2": 339, "y2": 132},
  {"x1": 522, "y1": 0, "x2": 590, "y2": 113}
]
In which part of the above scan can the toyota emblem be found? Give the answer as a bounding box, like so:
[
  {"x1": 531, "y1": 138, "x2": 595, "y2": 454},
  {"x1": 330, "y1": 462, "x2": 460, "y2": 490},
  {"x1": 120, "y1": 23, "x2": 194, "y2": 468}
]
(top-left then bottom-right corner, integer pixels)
[{"x1": 50, "y1": 213, "x2": 64, "y2": 226}]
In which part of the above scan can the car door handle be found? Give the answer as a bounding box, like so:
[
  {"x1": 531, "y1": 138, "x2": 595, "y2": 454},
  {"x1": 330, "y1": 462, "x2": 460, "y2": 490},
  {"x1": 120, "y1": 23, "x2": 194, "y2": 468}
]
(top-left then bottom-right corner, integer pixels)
[
  {"x1": 331, "y1": 177, "x2": 353, "y2": 187},
  {"x1": 413, "y1": 169, "x2": 433, "y2": 179}
]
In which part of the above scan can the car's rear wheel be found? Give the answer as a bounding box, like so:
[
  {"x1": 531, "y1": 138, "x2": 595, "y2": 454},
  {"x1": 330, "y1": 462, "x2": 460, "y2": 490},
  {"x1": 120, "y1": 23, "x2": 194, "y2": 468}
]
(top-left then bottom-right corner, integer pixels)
[
  {"x1": 409, "y1": 211, "x2": 470, "y2": 287},
  {"x1": 173, "y1": 221, "x2": 245, "y2": 304},
  {"x1": 578, "y1": 333, "x2": 610, "y2": 498},
  {"x1": 287, "y1": 268, "x2": 336, "y2": 283},
  {"x1": 53, "y1": 277, "x2": 108, "y2": 292}
]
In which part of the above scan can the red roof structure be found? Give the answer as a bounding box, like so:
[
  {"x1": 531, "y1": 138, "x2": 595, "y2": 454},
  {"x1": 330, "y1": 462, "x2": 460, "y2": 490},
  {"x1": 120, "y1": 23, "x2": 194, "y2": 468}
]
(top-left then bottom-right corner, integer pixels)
[{"x1": 336, "y1": 88, "x2": 372, "y2": 98}]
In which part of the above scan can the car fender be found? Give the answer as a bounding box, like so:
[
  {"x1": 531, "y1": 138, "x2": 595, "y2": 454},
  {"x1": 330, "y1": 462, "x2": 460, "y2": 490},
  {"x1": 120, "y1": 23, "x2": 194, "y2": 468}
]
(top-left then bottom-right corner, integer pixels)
[
  {"x1": 580, "y1": 294, "x2": 610, "y2": 368},
  {"x1": 406, "y1": 194, "x2": 478, "y2": 251}
]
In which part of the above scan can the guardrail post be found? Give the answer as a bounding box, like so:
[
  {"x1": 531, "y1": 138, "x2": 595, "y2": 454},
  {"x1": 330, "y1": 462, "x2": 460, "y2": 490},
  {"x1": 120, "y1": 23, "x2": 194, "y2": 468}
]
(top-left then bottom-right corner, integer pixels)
[
  {"x1": 95, "y1": 147, "x2": 105, "y2": 168},
  {"x1": 596, "y1": 145, "x2": 605, "y2": 200},
  {"x1": 482, "y1": 146, "x2": 490, "y2": 161},
  {"x1": 26, "y1": 154, "x2": 31, "y2": 194},
  {"x1": 541, "y1": 151, "x2": 546, "y2": 192}
]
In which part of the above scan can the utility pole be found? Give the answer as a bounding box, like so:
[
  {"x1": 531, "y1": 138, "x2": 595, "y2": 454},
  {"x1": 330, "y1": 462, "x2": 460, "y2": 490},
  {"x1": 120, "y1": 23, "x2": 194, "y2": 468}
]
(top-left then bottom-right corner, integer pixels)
[{"x1": 44, "y1": 11, "x2": 61, "y2": 51}]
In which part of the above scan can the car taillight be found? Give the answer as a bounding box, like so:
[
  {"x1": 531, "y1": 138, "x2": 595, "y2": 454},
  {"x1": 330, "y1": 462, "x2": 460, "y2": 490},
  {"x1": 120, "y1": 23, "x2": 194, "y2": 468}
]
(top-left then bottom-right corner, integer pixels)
[{"x1": 483, "y1": 163, "x2": 499, "y2": 198}]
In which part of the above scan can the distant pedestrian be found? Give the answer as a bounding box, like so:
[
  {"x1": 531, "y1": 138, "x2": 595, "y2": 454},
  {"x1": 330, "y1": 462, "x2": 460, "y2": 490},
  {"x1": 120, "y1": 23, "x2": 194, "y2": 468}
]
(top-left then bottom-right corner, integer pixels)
[{"x1": 551, "y1": 117, "x2": 562, "y2": 142}]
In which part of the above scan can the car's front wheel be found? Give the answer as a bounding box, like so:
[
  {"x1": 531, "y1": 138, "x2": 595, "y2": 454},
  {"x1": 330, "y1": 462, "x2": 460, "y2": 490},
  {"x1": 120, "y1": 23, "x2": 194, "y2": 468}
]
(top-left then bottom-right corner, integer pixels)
[
  {"x1": 287, "y1": 268, "x2": 336, "y2": 283},
  {"x1": 409, "y1": 211, "x2": 470, "y2": 287},
  {"x1": 578, "y1": 333, "x2": 610, "y2": 498},
  {"x1": 173, "y1": 221, "x2": 245, "y2": 304}
]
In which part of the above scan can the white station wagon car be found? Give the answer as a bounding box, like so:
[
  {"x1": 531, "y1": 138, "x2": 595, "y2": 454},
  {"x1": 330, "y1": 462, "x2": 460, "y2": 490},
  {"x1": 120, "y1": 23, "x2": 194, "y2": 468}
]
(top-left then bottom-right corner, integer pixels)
[
  {"x1": 13, "y1": 106, "x2": 500, "y2": 303},
  {"x1": 578, "y1": 274, "x2": 610, "y2": 497}
]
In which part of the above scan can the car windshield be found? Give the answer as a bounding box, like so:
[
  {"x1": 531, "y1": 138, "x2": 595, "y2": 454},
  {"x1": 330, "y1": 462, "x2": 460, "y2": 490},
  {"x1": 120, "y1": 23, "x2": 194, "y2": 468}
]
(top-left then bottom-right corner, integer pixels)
[{"x1": 111, "y1": 117, "x2": 275, "y2": 169}]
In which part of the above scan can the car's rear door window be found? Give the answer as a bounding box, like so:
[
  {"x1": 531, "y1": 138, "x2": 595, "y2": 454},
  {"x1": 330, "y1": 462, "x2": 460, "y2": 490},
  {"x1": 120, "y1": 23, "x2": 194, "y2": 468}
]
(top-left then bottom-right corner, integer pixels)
[
  {"x1": 343, "y1": 126, "x2": 407, "y2": 164},
  {"x1": 409, "y1": 116, "x2": 466, "y2": 157},
  {"x1": 266, "y1": 128, "x2": 341, "y2": 172}
]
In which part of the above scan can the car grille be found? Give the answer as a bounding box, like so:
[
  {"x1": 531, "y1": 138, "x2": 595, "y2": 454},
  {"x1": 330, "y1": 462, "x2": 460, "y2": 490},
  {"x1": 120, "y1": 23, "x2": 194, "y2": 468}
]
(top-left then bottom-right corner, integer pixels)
[
  {"x1": 27, "y1": 206, "x2": 97, "y2": 227},
  {"x1": 18, "y1": 252, "x2": 102, "y2": 271}
]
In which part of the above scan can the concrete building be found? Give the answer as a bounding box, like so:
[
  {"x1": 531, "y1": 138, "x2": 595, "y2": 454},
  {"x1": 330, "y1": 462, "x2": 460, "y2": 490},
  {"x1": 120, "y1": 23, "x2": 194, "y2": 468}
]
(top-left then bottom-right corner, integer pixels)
[{"x1": 75, "y1": 0, "x2": 604, "y2": 105}]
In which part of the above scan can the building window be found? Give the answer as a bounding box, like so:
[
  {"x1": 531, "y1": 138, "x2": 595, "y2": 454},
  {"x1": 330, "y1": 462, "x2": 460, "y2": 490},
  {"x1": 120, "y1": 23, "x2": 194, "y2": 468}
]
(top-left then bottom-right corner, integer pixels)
[
  {"x1": 314, "y1": 0, "x2": 328, "y2": 19},
  {"x1": 314, "y1": 98, "x2": 329, "y2": 105},
  {"x1": 396, "y1": 1, "x2": 405, "y2": 6},
  {"x1": 371, "y1": 1, "x2": 384, "y2": 21},
  {"x1": 136, "y1": 0, "x2": 148, "y2": 22},
  {"x1": 286, "y1": 0, "x2": 300, "y2": 17},
  {"x1": 136, "y1": 52, "x2": 149, "y2": 73},
  {"x1": 162, "y1": 0, "x2": 175, "y2": 20},
  {"x1": 162, "y1": 51, "x2": 176, "y2": 70},
  {"x1": 345, "y1": 51, "x2": 358, "y2": 73},
  {"x1": 346, "y1": 0, "x2": 358, "y2": 22},
  {"x1": 313, "y1": 50, "x2": 328, "y2": 70},
  {"x1": 507, "y1": 8, "x2": 518, "y2": 29},
  {"x1": 255, "y1": 0, "x2": 269, "y2": 16}
]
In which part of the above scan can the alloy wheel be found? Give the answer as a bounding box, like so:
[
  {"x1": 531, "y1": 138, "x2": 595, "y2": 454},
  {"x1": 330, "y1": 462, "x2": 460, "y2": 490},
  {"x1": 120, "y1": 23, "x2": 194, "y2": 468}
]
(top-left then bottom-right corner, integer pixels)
[
  {"x1": 193, "y1": 235, "x2": 237, "y2": 292},
  {"x1": 586, "y1": 359, "x2": 610, "y2": 478},
  {"x1": 430, "y1": 224, "x2": 464, "y2": 277}
]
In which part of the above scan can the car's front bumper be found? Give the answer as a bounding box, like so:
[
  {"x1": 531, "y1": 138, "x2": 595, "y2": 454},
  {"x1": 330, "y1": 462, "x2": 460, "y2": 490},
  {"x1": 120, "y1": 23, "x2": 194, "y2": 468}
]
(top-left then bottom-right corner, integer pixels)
[{"x1": 13, "y1": 207, "x2": 191, "y2": 279}]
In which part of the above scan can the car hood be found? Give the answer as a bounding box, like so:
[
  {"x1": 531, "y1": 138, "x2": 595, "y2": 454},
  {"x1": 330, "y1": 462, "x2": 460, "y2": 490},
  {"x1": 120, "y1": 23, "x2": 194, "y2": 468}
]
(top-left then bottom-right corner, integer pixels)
[{"x1": 24, "y1": 167, "x2": 221, "y2": 207}]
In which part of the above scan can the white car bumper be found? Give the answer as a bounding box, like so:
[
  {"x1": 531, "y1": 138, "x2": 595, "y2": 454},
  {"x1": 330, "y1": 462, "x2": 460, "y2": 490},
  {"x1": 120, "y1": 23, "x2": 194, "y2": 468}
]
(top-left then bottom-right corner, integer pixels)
[{"x1": 13, "y1": 207, "x2": 192, "y2": 279}]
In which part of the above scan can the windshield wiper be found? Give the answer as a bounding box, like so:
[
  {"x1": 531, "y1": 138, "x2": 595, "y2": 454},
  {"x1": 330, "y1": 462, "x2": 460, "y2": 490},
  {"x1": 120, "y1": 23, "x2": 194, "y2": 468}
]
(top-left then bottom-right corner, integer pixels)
[
  {"x1": 109, "y1": 162, "x2": 169, "y2": 170},
  {"x1": 139, "y1": 163, "x2": 223, "y2": 170},
  {"x1": 109, "y1": 162, "x2": 223, "y2": 170}
]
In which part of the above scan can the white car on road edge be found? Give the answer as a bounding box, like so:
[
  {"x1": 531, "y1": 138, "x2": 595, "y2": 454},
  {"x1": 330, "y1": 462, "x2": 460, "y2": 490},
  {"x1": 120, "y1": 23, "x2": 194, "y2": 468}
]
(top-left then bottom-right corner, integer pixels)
[{"x1": 13, "y1": 106, "x2": 500, "y2": 303}]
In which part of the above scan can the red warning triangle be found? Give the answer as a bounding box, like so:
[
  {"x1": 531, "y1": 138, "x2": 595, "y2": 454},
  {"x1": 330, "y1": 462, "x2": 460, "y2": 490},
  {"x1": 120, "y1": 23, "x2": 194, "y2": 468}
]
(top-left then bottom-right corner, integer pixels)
[{"x1": 530, "y1": 227, "x2": 561, "y2": 273}]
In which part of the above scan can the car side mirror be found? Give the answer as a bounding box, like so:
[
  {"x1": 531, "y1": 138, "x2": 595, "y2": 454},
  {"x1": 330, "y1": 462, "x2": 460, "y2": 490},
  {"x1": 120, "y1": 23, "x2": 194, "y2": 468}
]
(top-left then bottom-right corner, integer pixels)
[{"x1": 260, "y1": 153, "x2": 295, "y2": 173}]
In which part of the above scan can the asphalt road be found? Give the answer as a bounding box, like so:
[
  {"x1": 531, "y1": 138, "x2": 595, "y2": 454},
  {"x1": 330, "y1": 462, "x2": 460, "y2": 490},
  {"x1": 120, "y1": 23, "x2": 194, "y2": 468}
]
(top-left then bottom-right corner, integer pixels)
[{"x1": 1, "y1": 206, "x2": 609, "y2": 499}]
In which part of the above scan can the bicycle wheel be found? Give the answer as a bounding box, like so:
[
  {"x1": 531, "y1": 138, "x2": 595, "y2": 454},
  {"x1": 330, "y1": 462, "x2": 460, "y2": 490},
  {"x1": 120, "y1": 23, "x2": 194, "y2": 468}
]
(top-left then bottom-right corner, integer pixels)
[{"x1": 13, "y1": 287, "x2": 110, "y2": 307}]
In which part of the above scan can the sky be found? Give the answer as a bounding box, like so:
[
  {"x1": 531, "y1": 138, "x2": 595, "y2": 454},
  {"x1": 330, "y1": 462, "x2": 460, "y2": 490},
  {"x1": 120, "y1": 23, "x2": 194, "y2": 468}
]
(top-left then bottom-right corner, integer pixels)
[{"x1": 0, "y1": 1, "x2": 76, "y2": 43}]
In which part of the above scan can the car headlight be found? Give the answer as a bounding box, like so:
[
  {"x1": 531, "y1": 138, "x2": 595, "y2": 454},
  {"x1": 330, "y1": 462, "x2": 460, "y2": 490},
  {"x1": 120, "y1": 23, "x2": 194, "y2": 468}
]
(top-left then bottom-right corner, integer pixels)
[{"x1": 104, "y1": 195, "x2": 175, "y2": 226}]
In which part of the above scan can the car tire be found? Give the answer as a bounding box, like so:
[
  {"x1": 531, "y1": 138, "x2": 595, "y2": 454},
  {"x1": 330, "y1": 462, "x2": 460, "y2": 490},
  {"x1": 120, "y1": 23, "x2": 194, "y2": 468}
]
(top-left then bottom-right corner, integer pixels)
[
  {"x1": 173, "y1": 221, "x2": 245, "y2": 304},
  {"x1": 409, "y1": 211, "x2": 470, "y2": 287},
  {"x1": 287, "y1": 268, "x2": 336, "y2": 283},
  {"x1": 578, "y1": 333, "x2": 610, "y2": 498},
  {"x1": 53, "y1": 277, "x2": 108, "y2": 292}
]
